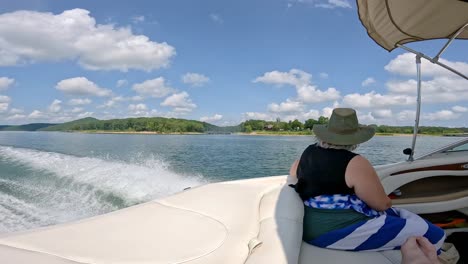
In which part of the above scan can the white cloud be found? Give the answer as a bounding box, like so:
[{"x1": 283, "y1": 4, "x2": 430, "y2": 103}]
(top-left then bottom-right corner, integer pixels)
[
  {"x1": 209, "y1": 13, "x2": 223, "y2": 24},
  {"x1": 302, "y1": 109, "x2": 321, "y2": 120},
  {"x1": 342, "y1": 91, "x2": 413, "y2": 108},
  {"x1": 48, "y1": 99, "x2": 62, "y2": 113},
  {"x1": 200, "y1": 114, "x2": 223, "y2": 123},
  {"x1": 243, "y1": 112, "x2": 274, "y2": 121},
  {"x1": 0, "y1": 103, "x2": 8, "y2": 113},
  {"x1": 56, "y1": 77, "x2": 111, "y2": 97},
  {"x1": 268, "y1": 99, "x2": 304, "y2": 113},
  {"x1": 132, "y1": 77, "x2": 175, "y2": 98},
  {"x1": 371, "y1": 109, "x2": 393, "y2": 119},
  {"x1": 9, "y1": 108, "x2": 23, "y2": 114},
  {"x1": 397, "y1": 110, "x2": 416, "y2": 122},
  {"x1": 452, "y1": 105, "x2": 468, "y2": 113},
  {"x1": 0, "y1": 9, "x2": 175, "y2": 71},
  {"x1": 6, "y1": 114, "x2": 26, "y2": 121},
  {"x1": 182, "y1": 73, "x2": 210, "y2": 87},
  {"x1": 99, "y1": 95, "x2": 138, "y2": 109},
  {"x1": 0, "y1": 95, "x2": 10, "y2": 103},
  {"x1": 128, "y1": 103, "x2": 148, "y2": 111},
  {"x1": 68, "y1": 98, "x2": 92, "y2": 105},
  {"x1": 424, "y1": 110, "x2": 460, "y2": 121},
  {"x1": 116, "y1": 79, "x2": 128, "y2": 87},
  {"x1": 71, "y1": 107, "x2": 84, "y2": 113},
  {"x1": 385, "y1": 53, "x2": 468, "y2": 78},
  {"x1": 161, "y1": 92, "x2": 196, "y2": 111},
  {"x1": 0, "y1": 77, "x2": 14, "y2": 91},
  {"x1": 255, "y1": 69, "x2": 340, "y2": 103},
  {"x1": 254, "y1": 69, "x2": 311, "y2": 87},
  {"x1": 289, "y1": 0, "x2": 352, "y2": 9},
  {"x1": 297, "y1": 85, "x2": 340, "y2": 103},
  {"x1": 131, "y1": 15, "x2": 145, "y2": 24},
  {"x1": 28, "y1": 110, "x2": 46, "y2": 119},
  {"x1": 0, "y1": 95, "x2": 11, "y2": 113},
  {"x1": 361, "y1": 77, "x2": 376, "y2": 87},
  {"x1": 319, "y1": 72, "x2": 329, "y2": 79},
  {"x1": 76, "y1": 111, "x2": 93, "y2": 119},
  {"x1": 386, "y1": 77, "x2": 468, "y2": 103}
]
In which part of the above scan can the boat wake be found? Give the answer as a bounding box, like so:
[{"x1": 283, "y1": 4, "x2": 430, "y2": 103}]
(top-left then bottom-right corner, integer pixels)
[{"x1": 0, "y1": 145, "x2": 207, "y2": 233}]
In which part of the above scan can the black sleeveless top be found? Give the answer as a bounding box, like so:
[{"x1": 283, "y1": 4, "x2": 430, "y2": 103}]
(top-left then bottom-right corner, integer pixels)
[{"x1": 293, "y1": 144, "x2": 358, "y2": 201}]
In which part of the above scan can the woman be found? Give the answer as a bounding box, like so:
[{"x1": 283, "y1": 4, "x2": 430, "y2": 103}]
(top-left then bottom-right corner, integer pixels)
[{"x1": 290, "y1": 108, "x2": 445, "y2": 253}]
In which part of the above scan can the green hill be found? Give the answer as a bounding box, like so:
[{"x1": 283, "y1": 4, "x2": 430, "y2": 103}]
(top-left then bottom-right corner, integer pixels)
[
  {"x1": 40, "y1": 117, "x2": 240, "y2": 133},
  {"x1": 0, "y1": 123, "x2": 56, "y2": 131}
]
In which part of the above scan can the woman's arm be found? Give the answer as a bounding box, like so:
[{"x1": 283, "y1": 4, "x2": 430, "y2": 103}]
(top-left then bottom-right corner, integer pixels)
[
  {"x1": 345, "y1": 155, "x2": 392, "y2": 211},
  {"x1": 289, "y1": 159, "x2": 299, "y2": 179}
]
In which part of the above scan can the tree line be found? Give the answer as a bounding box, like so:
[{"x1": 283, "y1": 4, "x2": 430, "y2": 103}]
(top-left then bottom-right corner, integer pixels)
[{"x1": 240, "y1": 117, "x2": 467, "y2": 135}]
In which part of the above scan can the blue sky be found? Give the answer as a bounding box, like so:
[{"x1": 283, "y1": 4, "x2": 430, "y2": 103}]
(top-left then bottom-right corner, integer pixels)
[{"x1": 0, "y1": 0, "x2": 467, "y2": 126}]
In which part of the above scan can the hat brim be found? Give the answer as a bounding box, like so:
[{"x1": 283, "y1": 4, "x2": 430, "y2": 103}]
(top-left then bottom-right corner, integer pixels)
[{"x1": 313, "y1": 124, "x2": 375, "y2": 145}]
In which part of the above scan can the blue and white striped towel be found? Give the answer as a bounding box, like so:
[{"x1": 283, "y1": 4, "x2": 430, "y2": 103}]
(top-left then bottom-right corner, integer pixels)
[{"x1": 304, "y1": 195, "x2": 446, "y2": 252}]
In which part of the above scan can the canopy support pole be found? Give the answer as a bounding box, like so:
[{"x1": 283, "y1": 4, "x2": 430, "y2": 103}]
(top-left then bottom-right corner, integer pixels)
[
  {"x1": 409, "y1": 55, "x2": 422, "y2": 161},
  {"x1": 434, "y1": 22, "x2": 468, "y2": 62}
]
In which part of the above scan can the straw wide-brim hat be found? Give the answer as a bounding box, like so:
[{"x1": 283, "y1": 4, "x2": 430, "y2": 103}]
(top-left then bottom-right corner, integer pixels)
[{"x1": 313, "y1": 108, "x2": 375, "y2": 145}]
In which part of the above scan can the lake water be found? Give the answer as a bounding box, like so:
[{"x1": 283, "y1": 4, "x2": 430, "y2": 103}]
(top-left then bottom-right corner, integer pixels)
[{"x1": 0, "y1": 131, "x2": 461, "y2": 233}]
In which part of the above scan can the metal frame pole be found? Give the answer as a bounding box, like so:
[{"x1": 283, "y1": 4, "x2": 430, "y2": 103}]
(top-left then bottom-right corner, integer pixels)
[{"x1": 409, "y1": 55, "x2": 422, "y2": 161}]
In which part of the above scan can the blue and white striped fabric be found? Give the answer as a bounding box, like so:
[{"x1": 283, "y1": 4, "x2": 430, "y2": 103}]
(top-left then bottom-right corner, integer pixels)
[{"x1": 304, "y1": 195, "x2": 446, "y2": 252}]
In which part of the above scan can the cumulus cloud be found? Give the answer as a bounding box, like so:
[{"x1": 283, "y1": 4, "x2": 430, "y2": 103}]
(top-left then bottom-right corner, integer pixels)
[
  {"x1": 128, "y1": 103, "x2": 148, "y2": 111},
  {"x1": 56, "y1": 77, "x2": 111, "y2": 97},
  {"x1": 200, "y1": 114, "x2": 223, "y2": 123},
  {"x1": 71, "y1": 107, "x2": 84, "y2": 113},
  {"x1": 6, "y1": 114, "x2": 26, "y2": 121},
  {"x1": 132, "y1": 77, "x2": 175, "y2": 98},
  {"x1": 424, "y1": 110, "x2": 460, "y2": 121},
  {"x1": 243, "y1": 112, "x2": 274, "y2": 121},
  {"x1": 116, "y1": 79, "x2": 128, "y2": 87},
  {"x1": 68, "y1": 98, "x2": 92, "y2": 105},
  {"x1": 48, "y1": 99, "x2": 62, "y2": 113},
  {"x1": 254, "y1": 69, "x2": 311, "y2": 87},
  {"x1": 9, "y1": 108, "x2": 23, "y2": 114},
  {"x1": 0, "y1": 77, "x2": 14, "y2": 91},
  {"x1": 386, "y1": 77, "x2": 468, "y2": 103},
  {"x1": 131, "y1": 15, "x2": 145, "y2": 24},
  {"x1": 297, "y1": 86, "x2": 340, "y2": 103},
  {"x1": 161, "y1": 92, "x2": 196, "y2": 112},
  {"x1": 289, "y1": 0, "x2": 352, "y2": 9},
  {"x1": 385, "y1": 53, "x2": 468, "y2": 78},
  {"x1": 182, "y1": 73, "x2": 210, "y2": 87},
  {"x1": 452, "y1": 105, "x2": 468, "y2": 113},
  {"x1": 319, "y1": 72, "x2": 329, "y2": 79},
  {"x1": 98, "y1": 95, "x2": 142, "y2": 109},
  {"x1": 255, "y1": 69, "x2": 340, "y2": 103},
  {"x1": 0, "y1": 9, "x2": 175, "y2": 71},
  {"x1": 0, "y1": 95, "x2": 11, "y2": 113},
  {"x1": 361, "y1": 77, "x2": 376, "y2": 87},
  {"x1": 371, "y1": 109, "x2": 393, "y2": 119},
  {"x1": 342, "y1": 91, "x2": 413, "y2": 108},
  {"x1": 28, "y1": 110, "x2": 46, "y2": 119},
  {"x1": 268, "y1": 99, "x2": 304, "y2": 113},
  {"x1": 397, "y1": 110, "x2": 416, "y2": 122}
]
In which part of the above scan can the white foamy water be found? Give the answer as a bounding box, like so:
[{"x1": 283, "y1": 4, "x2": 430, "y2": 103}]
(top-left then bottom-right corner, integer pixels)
[{"x1": 0, "y1": 145, "x2": 207, "y2": 233}]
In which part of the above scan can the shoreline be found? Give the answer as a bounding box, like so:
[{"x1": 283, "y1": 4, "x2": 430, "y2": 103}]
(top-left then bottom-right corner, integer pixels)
[{"x1": 55, "y1": 130, "x2": 460, "y2": 137}]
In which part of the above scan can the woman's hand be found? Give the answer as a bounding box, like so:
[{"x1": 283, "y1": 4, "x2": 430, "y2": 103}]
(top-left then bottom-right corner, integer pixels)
[
  {"x1": 401, "y1": 237, "x2": 440, "y2": 264},
  {"x1": 345, "y1": 155, "x2": 392, "y2": 211}
]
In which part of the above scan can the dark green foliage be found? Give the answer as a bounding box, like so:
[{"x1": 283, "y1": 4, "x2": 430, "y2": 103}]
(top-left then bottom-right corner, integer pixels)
[
  {"x1": 0, "y1": 123, "x2": 56, "y2": 131},
  {"x1": 239, "y1": 117, "x2": 466, "y2": 135},
  {"x1": 38, "y1": 117, "x2": 241, "y2": 133}
]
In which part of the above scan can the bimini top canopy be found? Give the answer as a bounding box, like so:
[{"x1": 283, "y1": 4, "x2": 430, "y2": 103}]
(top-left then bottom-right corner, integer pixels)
[{"x1": 357, "y1": 0, "x2": 468, "y2": 51}]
